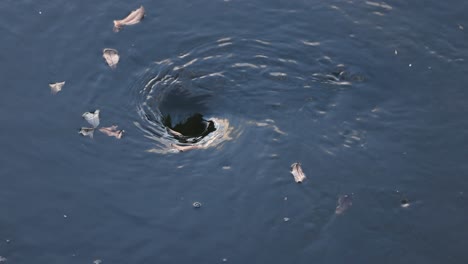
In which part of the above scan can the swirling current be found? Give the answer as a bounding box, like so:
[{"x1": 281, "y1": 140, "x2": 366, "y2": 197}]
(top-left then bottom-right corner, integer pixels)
[{"x1": 133, "y1": 37, "x2": 365, "y2": 154}]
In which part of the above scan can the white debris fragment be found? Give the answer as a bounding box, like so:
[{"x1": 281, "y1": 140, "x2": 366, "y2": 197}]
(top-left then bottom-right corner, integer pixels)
[
  {"x1": 0, "y1": 256, "x2": 6, "y2": 262},
  {"x1": 409, "y1": 64, "x2": 412, "y2": 67},
  {"x1": 79, "y1": 127, "x2": 95, "y2": 138},
  {"x1": 290, "y1": 162, "x2": 306, "y2": 183},
  {"x1": 82, "y1": 110, "x2": 100, "y2": 128},
  {"x1": 401, "y1": 199, "x2": 410, "y2": 208},
  {"x1": 49, "y1": 81, "x2": 65, "y2": 94},
  {"x1": 394, "y1": 49, "x2": 398, "y2": 55},
  {"x1": 102, "y1": 48, "x2": 119, "y2": 69},
  {"x1": 283, "y1": 217, "x2": 290, "y2": 222},
  {"x1": 458, "y1": 24, "x2": 464, "y2": 30},
  {"x1": 93, "y1": 259, "x2": 102, "y2": 264}
]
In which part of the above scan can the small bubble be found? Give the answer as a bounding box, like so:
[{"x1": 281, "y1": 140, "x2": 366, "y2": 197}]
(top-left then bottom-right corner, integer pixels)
[
  {"x1": 193, "y1": 202, "x2": 202, "y2": 208},
  {"x1": 222, "y1": 258, "x2": 228, "y2": 262},
  {"x1": 63, "y1": 214, "x2": 68, "y2": 218},
  {"x1": 284, "y1": 197, "x2": 288, "y2": 201},
  {"x1": 394, "y1": 49, "x2": 398, "y2": 55},
  {"x1": 401, "y1": 199, "x2": 410, "y2": 208},
  {"x1": 408, "y1": 64, "x2": 412, "y2": 67}
]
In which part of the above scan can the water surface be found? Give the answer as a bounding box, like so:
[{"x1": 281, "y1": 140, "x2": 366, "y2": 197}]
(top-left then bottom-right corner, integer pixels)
[{"x1": 1, "y1": 0, "x2": 468, "y2": 263}]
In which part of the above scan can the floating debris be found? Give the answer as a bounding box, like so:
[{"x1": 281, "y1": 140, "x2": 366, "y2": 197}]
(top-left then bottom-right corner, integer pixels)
[
  {"x1": 408, "y1": 63, "x2": 412, "y2": 67},
  {"x1": 400, "y1": 199, "x2": 410, "y2": 208},
  {"x1": 102, "y1": 48, "x2": 119, "y2": 69},
  {"x1": 458, "y1": 24, "x2": 464, "y2": 30},
  {"x1": 93, "y1": 260, "x2": 102, "y2": 264},
  {"x1": 394, "y1": 49, "x2": 398, "y2": 55},
  {"x1": 335, "y1": 194, "x2": 353, "y2": 215},
  {"x1": 0, "y1": 256, "x2": 6, "y2": 262},
  {"x1": 113, "y1": 6, "x2": 145, "y2": 32},
  {"x1": 290, "y1": 162, "x2": 306, "y2": 183},
  {"x1": 82, "y1": 110, "x2": 100, "y2": 128},
  {"x1": 283, "y1": 217, "x2": 290, "y2": 222},
  {"x1": 222, "y1": 258, "x2": 228, "y2": 262},
  {"x1": 192, "y1": 201, "x2": 202, "y2": 208},
  {"x1": 79, "y1": 127, "x2": 95, "y2": 138},
  {"x1": 99, "y1": 125, "x2": 124, "y2": 139},
  {"x1": 49, "y1": 81, "x2": 65, "y2": 94}
]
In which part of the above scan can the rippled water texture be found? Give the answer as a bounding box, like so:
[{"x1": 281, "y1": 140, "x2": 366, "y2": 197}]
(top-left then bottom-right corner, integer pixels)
[{"x1": 1, "y1": 0, "x2": 468, "y2": 263}]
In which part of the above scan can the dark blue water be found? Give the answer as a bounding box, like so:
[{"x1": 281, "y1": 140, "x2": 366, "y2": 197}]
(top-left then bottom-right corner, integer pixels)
[{"x1": 1, "y1": 0, "x2": 468, "y2": 263}]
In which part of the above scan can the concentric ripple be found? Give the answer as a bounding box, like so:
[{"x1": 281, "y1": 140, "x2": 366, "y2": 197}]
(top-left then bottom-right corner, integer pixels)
[{"x1": 133, "y1": 37, "x2": 365, "y2": 153}]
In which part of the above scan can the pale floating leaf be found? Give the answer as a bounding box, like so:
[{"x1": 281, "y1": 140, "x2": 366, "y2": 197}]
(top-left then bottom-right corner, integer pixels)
[
  {"x1": 290, "y1": 162, "x2": 306, "y2": 183},
  {"x1": 113, "y1": 6, "x2": 145, "y2": 32},
  {"x1": 49, "y1": 81, "x2": 65, "y2": 94},
  {"x1": 82, "y1": 110, "x2": 100, "y2": 128},
  {"x1": 99, "y1": 125, "x2": 124, "y2": 139},
  {"x1": 335, "y1": 194, "x2": 353, "y2": 215},
  {"x1": 102, "y1": 48, "x2": 119, "y2": 69},
  {"x1": 79, "y1": 127, "x2": 95, "y2": 138}
]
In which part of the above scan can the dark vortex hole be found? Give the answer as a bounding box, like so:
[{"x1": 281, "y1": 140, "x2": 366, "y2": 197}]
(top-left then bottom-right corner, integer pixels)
[{"x1": 163, "y1": 113, "x2": 216, "y2": 141}]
